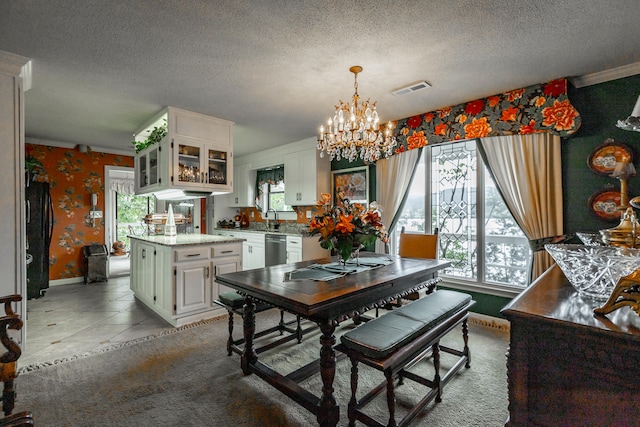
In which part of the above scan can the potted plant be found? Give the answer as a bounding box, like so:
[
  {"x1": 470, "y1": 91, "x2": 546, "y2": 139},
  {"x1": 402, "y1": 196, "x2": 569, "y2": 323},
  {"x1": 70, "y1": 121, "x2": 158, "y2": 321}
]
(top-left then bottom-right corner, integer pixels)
[{"x1": 131, "y1": 119, "x2": 167, "y2": 153}]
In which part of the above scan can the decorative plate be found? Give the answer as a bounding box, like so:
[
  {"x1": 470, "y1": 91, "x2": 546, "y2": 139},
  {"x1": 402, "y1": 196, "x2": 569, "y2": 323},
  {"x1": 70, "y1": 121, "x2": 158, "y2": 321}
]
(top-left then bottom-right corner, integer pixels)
[
  {"x1": 588, "y1": 189, "x2": 622, "y2": 221},
  {"x1": 587, "y1": 140, "x2": 634, "y2": 176}
]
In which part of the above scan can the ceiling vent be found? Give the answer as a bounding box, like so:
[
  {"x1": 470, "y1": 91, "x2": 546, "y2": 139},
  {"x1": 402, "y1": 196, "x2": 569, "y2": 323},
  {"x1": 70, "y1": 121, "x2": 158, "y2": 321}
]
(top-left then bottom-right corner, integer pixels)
[{"x1": 391, "y1": 81, "x2": 431, "y2": 96}]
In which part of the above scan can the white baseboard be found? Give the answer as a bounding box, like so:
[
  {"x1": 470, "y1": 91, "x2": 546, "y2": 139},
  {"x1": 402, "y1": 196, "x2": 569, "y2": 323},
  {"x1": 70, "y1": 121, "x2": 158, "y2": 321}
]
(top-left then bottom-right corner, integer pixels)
[
  {"x1": 50, "y1": 277, "x2": 84, "y2": 286},
  {"x1": 468, "y1": 312, "x2": 510, "y2": 332}
]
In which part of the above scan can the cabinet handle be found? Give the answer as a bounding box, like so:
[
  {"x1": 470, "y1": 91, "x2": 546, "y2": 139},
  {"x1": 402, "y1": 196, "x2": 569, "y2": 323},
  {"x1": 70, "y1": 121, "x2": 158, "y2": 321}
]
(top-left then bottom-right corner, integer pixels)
[
  {"x1": 206, "y1": 266, "x2": 210, "y2": 278},
  {"x1": 186, "y1": 253, "x2": 201, "y2": 257},
  {"x1": 142, "y1": 248, "x2": 146, "y2": 259},
  {"x1": 221, "y1": 250, "x2": 233, "y2": 254}
]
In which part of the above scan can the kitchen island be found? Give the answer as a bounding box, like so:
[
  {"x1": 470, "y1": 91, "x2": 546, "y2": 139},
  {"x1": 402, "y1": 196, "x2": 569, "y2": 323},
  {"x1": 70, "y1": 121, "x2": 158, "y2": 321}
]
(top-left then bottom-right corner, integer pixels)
[{"x1": 129, "y1": 234, "x2": 244, "y2": 326}]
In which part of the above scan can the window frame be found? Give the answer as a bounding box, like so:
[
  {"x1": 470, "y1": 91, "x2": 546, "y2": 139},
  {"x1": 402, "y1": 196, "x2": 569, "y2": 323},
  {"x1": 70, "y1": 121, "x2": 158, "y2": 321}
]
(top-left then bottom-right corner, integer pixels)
[{"x1": 392, "y1": 139, "x2": 530, "y2": 298}]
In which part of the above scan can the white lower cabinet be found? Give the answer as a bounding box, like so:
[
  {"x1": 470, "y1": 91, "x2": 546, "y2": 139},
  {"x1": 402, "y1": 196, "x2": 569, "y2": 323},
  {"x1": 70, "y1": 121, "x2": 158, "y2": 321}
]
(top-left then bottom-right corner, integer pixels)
[
  {"x1": 213, "y1": 230, "x2": 264, "y2": 270},
  {"x1": 130, "y1": 238, "x2": 242, "y2": 326},
  {"x1": 286, "y1": 236, "x2": 303, "y2": 264}
]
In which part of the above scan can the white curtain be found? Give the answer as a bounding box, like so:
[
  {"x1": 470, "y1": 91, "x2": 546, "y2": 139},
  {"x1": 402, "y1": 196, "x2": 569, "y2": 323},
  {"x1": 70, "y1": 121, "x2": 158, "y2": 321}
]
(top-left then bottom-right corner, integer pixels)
[
  {"x1": 478, "y1": 133, "x2": 563, "y2": 282},
  {"x1": 109, "y1": 178, "x2": 135, "y2": 195},
  {"x1": 375, "y1": 148, "x2": 422, "y2": 253}
]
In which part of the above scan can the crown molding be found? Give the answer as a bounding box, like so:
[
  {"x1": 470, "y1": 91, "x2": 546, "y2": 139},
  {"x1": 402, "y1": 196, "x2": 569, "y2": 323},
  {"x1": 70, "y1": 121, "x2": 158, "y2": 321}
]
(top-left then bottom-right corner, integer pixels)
[
  {"x1": 0, "y1": 50, "x2": 30, "y2": 77},
  {"x1": 569, "y1": 62, "x2": 640, "y2": 88},
  {"x1": 26, "y1": 137, "x2": 134, "y2": 157}
]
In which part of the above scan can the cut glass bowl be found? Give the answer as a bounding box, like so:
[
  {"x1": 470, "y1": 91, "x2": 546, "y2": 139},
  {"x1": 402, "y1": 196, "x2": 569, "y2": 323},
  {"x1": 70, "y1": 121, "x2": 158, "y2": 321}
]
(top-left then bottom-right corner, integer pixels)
[{"x1": 545, "y1": 244, "x2": 640, "y2": 300}]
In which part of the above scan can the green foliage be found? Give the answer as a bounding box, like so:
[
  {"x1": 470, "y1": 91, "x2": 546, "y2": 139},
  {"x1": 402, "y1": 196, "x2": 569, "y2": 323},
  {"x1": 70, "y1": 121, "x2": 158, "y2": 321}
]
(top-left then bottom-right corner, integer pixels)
[{"x1": 132, "y1": 119, "x2": 168, "y2": 153}]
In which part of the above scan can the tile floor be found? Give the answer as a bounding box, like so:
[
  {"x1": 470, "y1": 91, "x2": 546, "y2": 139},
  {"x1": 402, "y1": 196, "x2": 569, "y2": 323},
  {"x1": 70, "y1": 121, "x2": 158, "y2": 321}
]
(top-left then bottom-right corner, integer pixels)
[{"x1": 21, "y1": 256, "x2": 174, "y2": 367}]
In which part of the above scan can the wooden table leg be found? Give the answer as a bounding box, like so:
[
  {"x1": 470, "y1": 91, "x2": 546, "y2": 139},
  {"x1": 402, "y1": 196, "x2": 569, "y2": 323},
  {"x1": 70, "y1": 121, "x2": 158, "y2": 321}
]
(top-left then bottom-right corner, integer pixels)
[
  {"x1": 241, "y1": 298, "x2": 257, "y2": 375},
  {"x1": 317, "y1": 319, "x2": 339, "y2": 427}
]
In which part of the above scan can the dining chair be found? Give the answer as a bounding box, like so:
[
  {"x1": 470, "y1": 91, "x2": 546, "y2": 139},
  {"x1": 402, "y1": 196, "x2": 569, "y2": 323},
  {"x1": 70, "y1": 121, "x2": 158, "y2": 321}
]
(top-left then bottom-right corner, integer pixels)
[{"x1": 377, "y1": 227, "x2": 440, "y2": 316}]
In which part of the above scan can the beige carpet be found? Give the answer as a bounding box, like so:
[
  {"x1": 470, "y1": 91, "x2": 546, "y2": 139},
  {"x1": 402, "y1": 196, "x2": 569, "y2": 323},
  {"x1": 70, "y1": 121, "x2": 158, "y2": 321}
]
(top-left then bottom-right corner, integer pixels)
[{"x1": 14, "y1": 310, "x2": 509, "y2": 426}]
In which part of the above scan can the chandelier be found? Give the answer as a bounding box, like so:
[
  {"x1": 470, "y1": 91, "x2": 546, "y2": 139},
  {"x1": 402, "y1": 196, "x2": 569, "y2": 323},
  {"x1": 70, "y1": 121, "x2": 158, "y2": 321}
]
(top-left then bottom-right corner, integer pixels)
[{"x1": 317, "y1": 66, "x2": 396, "y2": 163}]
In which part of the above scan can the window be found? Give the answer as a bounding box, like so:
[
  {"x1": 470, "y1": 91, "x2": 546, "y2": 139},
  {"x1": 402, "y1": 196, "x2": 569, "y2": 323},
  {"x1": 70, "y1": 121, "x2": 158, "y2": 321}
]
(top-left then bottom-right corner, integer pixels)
[
  {"x1": 394, "y1": 139, "x2": 531, "y2": 292},
  {"x1": 266, "y1": 181, "x2": 293, "y2": 212}
]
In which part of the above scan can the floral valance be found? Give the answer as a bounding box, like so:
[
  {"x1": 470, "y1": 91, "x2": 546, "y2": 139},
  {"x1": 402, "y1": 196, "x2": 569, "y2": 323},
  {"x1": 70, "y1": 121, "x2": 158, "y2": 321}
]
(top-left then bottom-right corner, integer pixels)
[
  {"x1": 255, "y1": 165, "x2": 285, "y2": 201},
  {"x1": 393, "y1": 79, "x2": 581, "y2": 154}
]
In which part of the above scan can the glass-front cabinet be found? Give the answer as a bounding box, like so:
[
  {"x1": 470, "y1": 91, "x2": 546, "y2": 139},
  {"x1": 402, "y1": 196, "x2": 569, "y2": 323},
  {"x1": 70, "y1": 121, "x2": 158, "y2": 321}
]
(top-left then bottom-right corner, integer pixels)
[
  {"x1": 134, "y1": 107, "x2": 234, "y2": 196},
  {"x1": 174, "y1": 140, "x2": 229, "y2": 188}
]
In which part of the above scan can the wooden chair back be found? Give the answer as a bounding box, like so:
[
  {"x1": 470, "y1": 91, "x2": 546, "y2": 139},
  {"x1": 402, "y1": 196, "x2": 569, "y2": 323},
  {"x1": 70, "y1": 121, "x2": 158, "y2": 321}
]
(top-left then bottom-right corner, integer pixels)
[{"x1": 398, "y1": 228, "x2": 439, "y2": 260}]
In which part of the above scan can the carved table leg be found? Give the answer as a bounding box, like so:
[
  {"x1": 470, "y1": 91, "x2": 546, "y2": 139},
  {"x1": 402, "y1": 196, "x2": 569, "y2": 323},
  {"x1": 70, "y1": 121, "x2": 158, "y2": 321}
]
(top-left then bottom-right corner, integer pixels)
[
  {"x1": 241, "y1": 299, "x2": 257, "y2": 375},
  {"x1": 317, "y1": 320, "x2": 339, "y2": 427},
  {"x1": 226, "y1": 311, "x2": 234, "y2": 356}
]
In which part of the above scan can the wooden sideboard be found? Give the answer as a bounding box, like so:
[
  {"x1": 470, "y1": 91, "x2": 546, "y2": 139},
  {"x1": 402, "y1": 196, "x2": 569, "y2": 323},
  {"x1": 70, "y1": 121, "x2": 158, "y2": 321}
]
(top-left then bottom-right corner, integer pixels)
[{"x1": 501, "y1": 265, "x2": 640, "y2": 427}]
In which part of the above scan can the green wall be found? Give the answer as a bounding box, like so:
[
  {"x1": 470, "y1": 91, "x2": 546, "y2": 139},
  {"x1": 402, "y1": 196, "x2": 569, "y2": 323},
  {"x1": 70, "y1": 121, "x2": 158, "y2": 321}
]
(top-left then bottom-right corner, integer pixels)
[
  {"x1": 563, "y1": 74, "x2": 640, "y2": 234},
  {"x1": 331, "y1": 74, "x2": 640, "y2": 318}
]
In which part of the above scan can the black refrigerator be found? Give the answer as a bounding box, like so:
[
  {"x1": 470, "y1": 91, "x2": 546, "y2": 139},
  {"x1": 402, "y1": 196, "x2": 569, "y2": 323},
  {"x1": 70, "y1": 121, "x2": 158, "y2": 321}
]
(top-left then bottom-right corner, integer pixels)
[{"x1": 26, "y1": 181, "x2": 53, "y2": 300}]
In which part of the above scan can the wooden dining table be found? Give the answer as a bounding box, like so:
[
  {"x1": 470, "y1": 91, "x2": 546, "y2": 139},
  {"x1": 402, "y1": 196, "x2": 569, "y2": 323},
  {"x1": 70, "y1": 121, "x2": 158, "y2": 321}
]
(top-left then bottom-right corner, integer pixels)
[{"x1": 214, "y1": 254, "x2": 451, "y2": 427}]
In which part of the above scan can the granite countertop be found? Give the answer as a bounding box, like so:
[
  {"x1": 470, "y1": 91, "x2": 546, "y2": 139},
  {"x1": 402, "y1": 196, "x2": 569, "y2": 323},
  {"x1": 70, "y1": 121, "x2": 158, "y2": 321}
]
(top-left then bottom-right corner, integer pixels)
[
  {"x1": 213, "y1": 227, "x2": 311, "y2": 237},
  {"x1": 128, "y1": 234, "x2": 245, "y2": 246}
]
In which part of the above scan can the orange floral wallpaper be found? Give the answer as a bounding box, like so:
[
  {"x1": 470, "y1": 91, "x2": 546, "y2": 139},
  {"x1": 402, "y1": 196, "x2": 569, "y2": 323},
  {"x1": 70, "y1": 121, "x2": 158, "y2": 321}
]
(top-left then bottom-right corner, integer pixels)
[{"x1": 26, "y1": 144, "x2": 133, "y2": 280}]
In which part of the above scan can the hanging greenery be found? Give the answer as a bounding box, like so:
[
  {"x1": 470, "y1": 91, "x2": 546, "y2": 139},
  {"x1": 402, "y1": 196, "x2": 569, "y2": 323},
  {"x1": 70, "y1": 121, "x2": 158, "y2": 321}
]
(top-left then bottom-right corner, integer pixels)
[{"x1": 131, "y1": 119, "x2": 168, "y2": 153}]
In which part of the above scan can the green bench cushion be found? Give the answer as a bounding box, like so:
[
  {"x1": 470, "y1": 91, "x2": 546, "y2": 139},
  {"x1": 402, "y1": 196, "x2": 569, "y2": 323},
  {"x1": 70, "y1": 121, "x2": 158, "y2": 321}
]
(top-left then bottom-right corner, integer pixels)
[
  {"x1": 340, "y1": 290, "x2": 472, "y2": 359},
  {"x1": 218, "y1": 291, "x2": 272, "y2": 312}
]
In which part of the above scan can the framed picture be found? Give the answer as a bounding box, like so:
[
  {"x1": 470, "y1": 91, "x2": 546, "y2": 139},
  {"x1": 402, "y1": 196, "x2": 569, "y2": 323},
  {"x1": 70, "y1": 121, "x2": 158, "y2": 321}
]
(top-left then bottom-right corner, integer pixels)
[{"x1": 332, "y1": 166, "x2": 369, "y2": 204}]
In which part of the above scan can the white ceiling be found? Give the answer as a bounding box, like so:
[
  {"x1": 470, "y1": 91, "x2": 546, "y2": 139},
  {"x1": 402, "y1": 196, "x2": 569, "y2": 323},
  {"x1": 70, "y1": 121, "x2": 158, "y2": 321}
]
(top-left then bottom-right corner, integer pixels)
[{"x1": 2, "y1": 1, "x2": 640, "y2": 158}]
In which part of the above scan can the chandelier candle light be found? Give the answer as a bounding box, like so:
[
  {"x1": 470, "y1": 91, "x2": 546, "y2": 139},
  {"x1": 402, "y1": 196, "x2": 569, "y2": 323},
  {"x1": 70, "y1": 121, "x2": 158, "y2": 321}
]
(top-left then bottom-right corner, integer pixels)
[{"x1": 317, "y1": 66, "x2": 396, "y2": 163}]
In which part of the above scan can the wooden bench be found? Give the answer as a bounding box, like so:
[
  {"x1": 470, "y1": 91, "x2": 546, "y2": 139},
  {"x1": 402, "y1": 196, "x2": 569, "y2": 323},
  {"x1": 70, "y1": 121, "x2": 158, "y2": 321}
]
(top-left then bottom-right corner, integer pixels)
[
  {"x1": 336, "y1": 290, "x2": 475, "y2": 427},
  {"x1": 214, "y1": 292, "x2": 316, "y2": 356}
]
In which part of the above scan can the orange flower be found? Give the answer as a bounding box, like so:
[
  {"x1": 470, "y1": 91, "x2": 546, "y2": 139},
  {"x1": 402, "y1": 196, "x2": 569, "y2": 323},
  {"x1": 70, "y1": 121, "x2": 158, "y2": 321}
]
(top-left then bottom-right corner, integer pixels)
[
  {"x1": 500, "y1": 106, "x2": 519, "y2": 122},
  {"x1": 424, "y1": 112, "x2": 435, "y2": 122},
  {"x1": 487, "y1": 96, "x2": 501, "y2": 107},
  {"x1": 401, "y1": 127, "x2": 409, "y2": 136},
  {"x1": 438, "y1": 107, "x2": 452, "y2": 118},
  {"x1": 363, "y1": 211, "x2": 383, "y2": 228},
  {"x1": 542, "y1": 99, "x2": 578, "y2": 131},
  {"x1": 519, "y1": 120, "x2": 537, "y2": 134},
  {"x1": 506, "y1": 88, "x2": 525, "y2": 102},
  {"x1": 464, "y1": 117, "x2": 492, "y2": 138},
  {"x1": 335, "y1": 214, "x2": 355, "y2": 234},
  {"x1": 457, "y1": 114, "x2": 467, "y2": 124},
  {"x1": 534, "y1": 96, "x2": 546, "y2": 107},
  {"x1": 434, "y1": 123, "x2": 447, "y2": 135},
  {"x1": 407, "y1": 131, "x2": 428, "y2": 149}
]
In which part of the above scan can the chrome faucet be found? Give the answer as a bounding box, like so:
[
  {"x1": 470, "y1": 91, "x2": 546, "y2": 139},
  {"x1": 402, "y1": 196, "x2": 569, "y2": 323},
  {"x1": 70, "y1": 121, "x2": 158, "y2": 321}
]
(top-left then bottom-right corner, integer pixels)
[{"x1": 266, "y1": 208, "x2": 278, "y2": 230}]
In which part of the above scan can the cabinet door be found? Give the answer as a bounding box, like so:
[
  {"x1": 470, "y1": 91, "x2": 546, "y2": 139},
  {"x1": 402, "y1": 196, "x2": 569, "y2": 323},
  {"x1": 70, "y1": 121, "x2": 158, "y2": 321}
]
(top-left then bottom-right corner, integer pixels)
[
  {"x1": 130, "y1": 241, "x2": 155, "y2": 302},
  {"x1": 297, "y1": 148, "x2": 319, "y2": 205},
  {"x1": 284, "y1": 152, "x2": 301, "y2": 205},
  {"x1": 173, "y1": 139, "x2": 206, "y2": 188},
  {"x1": 227, "y1": 163, "x2": 253, "y2": 207},
  {"x1": 174, "y1": 261, "x2": 211, "y2": 315},
  {"x1": 205, "y1": 146, "x2": 230, "y2": 188},
  {"x1": 134, "y1": 145, "x2": 161, "y2": 194}
]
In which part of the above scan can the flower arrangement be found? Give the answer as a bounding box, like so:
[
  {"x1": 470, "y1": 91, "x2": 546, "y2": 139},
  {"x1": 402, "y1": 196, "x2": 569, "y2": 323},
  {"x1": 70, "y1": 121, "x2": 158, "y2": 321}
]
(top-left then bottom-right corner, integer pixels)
[
  {"x1": 309, "y1": 192, "x2": 388, "y2": 263},
  {"x1": 25, "y1": 145, "x2": 43, "y2": 178}
]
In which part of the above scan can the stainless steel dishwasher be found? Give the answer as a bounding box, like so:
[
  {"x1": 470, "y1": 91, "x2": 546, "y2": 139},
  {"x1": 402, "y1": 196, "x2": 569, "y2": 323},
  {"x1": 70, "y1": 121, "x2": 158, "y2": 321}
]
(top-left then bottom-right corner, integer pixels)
[{"x1": 265, "y1": 233, "x2": 287, "y2": 266}]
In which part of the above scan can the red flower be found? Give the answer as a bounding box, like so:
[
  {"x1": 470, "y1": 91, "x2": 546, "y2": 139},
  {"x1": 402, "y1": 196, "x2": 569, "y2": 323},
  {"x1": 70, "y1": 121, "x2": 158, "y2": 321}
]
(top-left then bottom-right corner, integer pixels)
[
  {"x1": 407, "y1": 115, "x2": 422, "y2": 129},
  {"x1": 500, "y1": 106, "x2": 519, "y2": 122},
  {"x1": 395, "y1": 145, "x2": 406, "y2": 154},
  {"x1": 543, "y1": 79, "x2": 566, "y2": 98},
  {"x1": 465, "y1": 100, "x2": 484, "y2": 116}
]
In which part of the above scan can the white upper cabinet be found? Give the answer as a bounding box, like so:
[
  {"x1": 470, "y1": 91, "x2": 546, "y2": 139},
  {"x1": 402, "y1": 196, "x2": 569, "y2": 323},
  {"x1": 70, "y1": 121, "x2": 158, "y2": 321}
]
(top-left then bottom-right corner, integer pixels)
[
  {"x1": 134, "y1": 107, "x2": 234, "y2": 196},
  {"x1": 284, "y1": 147, "x2": 330, "y2": 206},
  {"x1": 227, "y1": 163, "x2": 256, "y2": 207}
]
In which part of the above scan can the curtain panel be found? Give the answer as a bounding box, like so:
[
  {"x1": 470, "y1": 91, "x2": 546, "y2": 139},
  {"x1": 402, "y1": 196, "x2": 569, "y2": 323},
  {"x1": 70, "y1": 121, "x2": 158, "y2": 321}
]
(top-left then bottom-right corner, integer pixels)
[
  {"x1": 374, "y1": 148, "x2": 422, "y2": 253},
  {"x1": 477, "y1": 133, "x2": 565, "y2": 283},
  {"x1": 392, "y1": 79, "x2": 580, "y2": 156}
]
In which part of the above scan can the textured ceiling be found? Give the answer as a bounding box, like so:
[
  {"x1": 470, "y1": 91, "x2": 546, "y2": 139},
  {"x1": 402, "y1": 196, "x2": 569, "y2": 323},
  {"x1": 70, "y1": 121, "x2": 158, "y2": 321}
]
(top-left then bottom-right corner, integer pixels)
[{"x1": 2, "y1": 0, "x2": 640, "y2": 157}]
